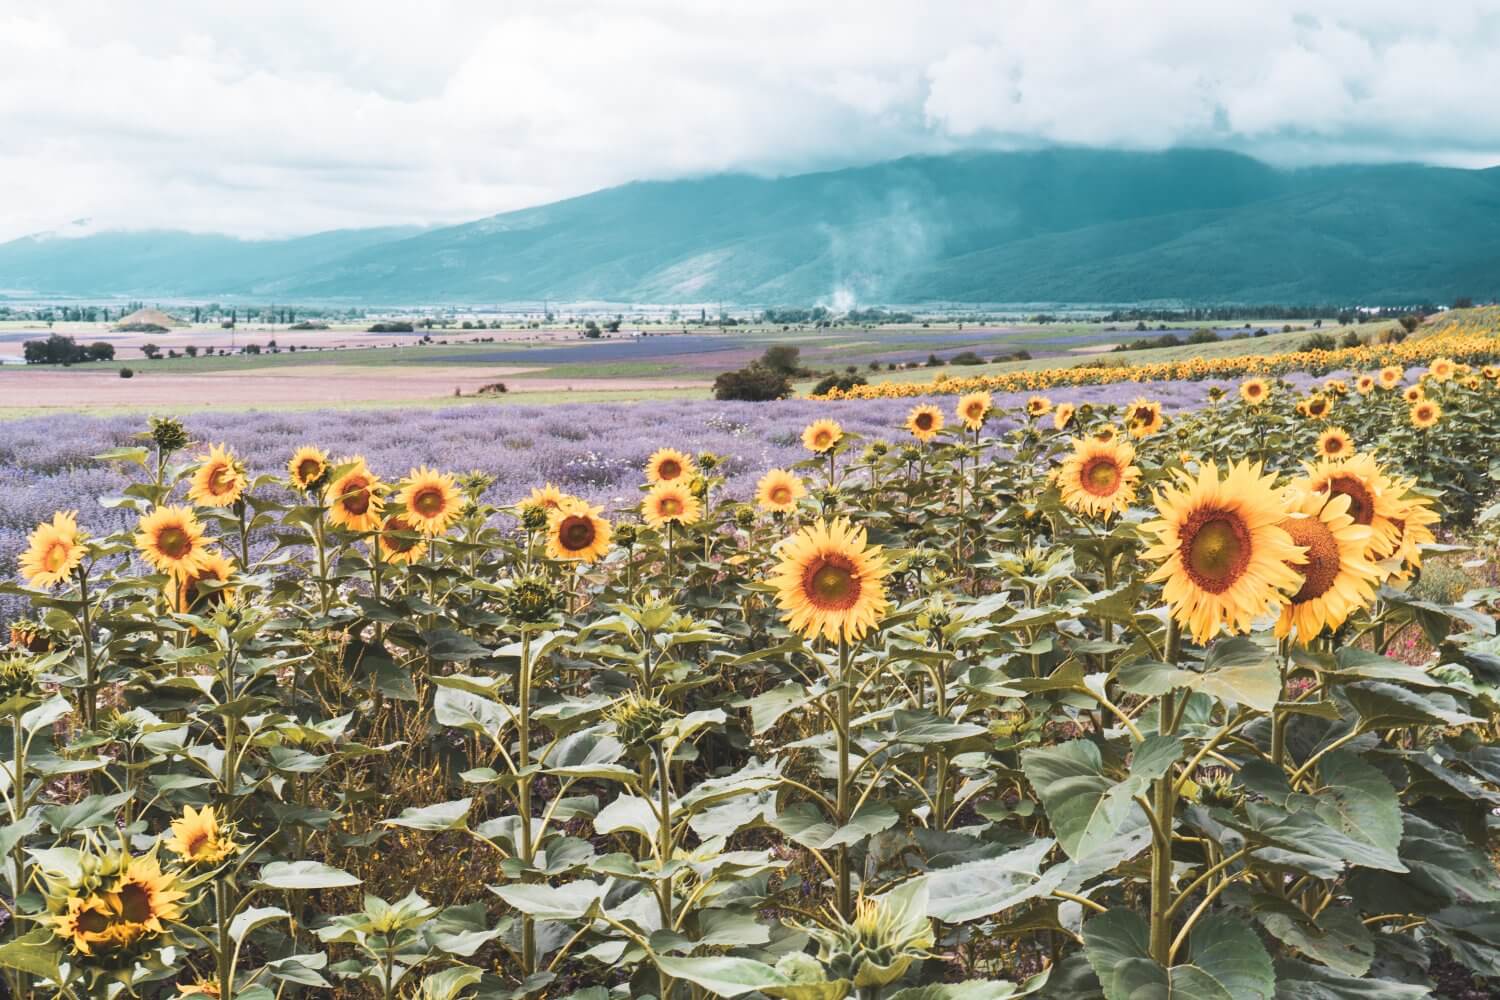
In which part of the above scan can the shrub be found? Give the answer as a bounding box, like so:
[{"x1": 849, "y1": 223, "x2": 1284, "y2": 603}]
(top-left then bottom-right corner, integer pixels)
[
  {"x1": 810, "y1": 372, "x2": 868, "y2": 395},
  {"x1": 118, "y1": 366, "x2": 134, "y2": 378},
  {"x1": 368, "y1": 321, "x2": 415, "y2": 333},
  {"x1": 949, "y1": 350, "x2": 985, "y2": 365},
  {"x1": 712, "y1": 363, "x2": 792, "y2": 401}
]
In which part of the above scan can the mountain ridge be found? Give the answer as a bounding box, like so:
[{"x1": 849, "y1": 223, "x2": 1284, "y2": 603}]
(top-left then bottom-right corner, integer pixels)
[{"x1": 2, "y1": 148, "x2": 1497, "y2": 305}]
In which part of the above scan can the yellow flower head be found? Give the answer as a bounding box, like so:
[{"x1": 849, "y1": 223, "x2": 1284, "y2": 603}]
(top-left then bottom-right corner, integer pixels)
[
  {"x1": 287, "y1": 446, "x2": 329, "y2": 491},
  {"x1": 756, "y1": 469, "x2": 806, "y2": 514},
  {"x1": 645, "y1": 448, "x2": 696, "y2": 484},
  {"x1": 135, "y1": 506, "x2": 214, "y2": 580},
  {"x1": 1293, "y1": 452, "x2": 1402, "y2": 560},
  {"x1": 905, "y1": 405, "x2": 944, "y2": 443},
  {"x1": 398, "y1": 467, "x2": 462, "y2": 535},
  {"x1": 546, "y1": 500, "x2": 613, "y2": 562},
  {"x1": 769, "y1": 518, "x2": 889, "y2": 643},
  {"x1": 173, "y1": 551, "x2": 236, "y2": 615},
  {"x1": 520, "y1": 483, "x2": 572, "y2": 514},
  {"x1": 1402, "y1": 384, "x2": 1424, "y2": 405},
  {"x1": 956, "y1": 391, "x2": 992, "y2": 431},
  {"x1": 164, "y1": 804, "x2": 238, "y2": 865},
  {"x1": 1385, "y1": 478, "x2": 1441, "y2": 583},
  {"x1": 1378, "y1": 365, "x2": 1403, "y2": 390},
  {"x1": 375, "y1": 513, "x2": 428, "y2": 565},
  {"x1": 1275, "y1": 490, "x2": 1381, "y2": 641},
  {"x1": 1239, "y1": 378, "x2": 1270, "y2": 405},
  {"x1": 1125, "y1": 398, "x2": 1163, "y2": 438},
  {"x1": 802, "y1": 419, "x2": 844, "y2": 454},
  {"x1": 1355, "y1": 374, "x2": 1376, "y2": 395},
  {"x1": 1052, "y1": 402, "x2": 1076, "y2": 431},
  {"x1": 1026, "y1": 395, "x2": 1053, "y2": 418},
  {"x1": 1429, "y1": 356, "x2": 1456, "y2": 382},
  {"x1": 641, "y1": 481, "x2": 702, "y2": 529},
  {"x1": 1315, "y1": 427, "x2": 1353, "y2": 460},
  {"x1": 325, "y1": 459, "x2": 384, "y2": 533},
  {"x1": 1056, "y1": 437, "x2": 1140, "y2": 519},
  {"x1": 1410, "y1": 400, "x2": 1441, "y2": 429},
  {"x1": 20, "y1": 511, "x2": 86, "y2": 589},
  {"x1": 187, "y1": 444, "x2": 247, "y2": 508}
]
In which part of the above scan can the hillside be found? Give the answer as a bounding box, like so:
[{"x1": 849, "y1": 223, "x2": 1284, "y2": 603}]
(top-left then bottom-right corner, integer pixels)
[{"x1": 3, "y1": 149, "x2": 1500, "y2": 304}]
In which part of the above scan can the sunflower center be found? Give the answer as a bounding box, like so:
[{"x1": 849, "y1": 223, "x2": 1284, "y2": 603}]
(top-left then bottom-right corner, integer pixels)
[
  {"x1": 341, "y1": 478, "x2": 372, "y2": 516},
  {"x1": 1323, "y1": 436, "x2": 1345, "y2": 455},
  {"x1": 116, "y1": 882, "x2": 152, "y2": 923},
  {"x1": 1080, "y1": 456, "x2": 1121, "y2": 497},
  {"x1": 814, "y1": 432, "x2": 831, "y2": 448},
  {"x1": 76, "y1": 905, "x2": 112, "y2": 935},
  {"x1": 42, "y1": 540, "x2": 70, "y2": 572},
  {"x1": 384, "y1": 518, "x2": 420, "y2": 552},
  {"x1": 1309, "y1": 400, "x2": 1327, "y2": 416},
  {"x1": 1248, "y1": 384, "x2": 1263, "y2": 397},
  {"x1": 559, "y1": 516, "x2": 596, "y2": 551},
  {"x1": 1181, "y1": 509, "x2": 1251, "y2": 593},
  {"x1": 803, "y1": 554, "x2": 861, "y2": 611},
  {"x1": 770, "y1": 485, "x2": 792, "y2": 505},
  {"x1": 1133, "y1": 406, "x2": 1154, "y2": 423},
  {"x1": 156, "y1": 526, "x2": 193, "y2": 560},
  {"x1": 657, "y1": 459, "x2": 682, "y2": 480},
  {"x1": 412, "y1": 487, "x2": 445, "y2": 517},
  {"x1": 296, "y1": 458, "x2": 321, "y2": 481},
  {"x1": 914, "y1": 413, "x2": 934, "y2": 431},
  {"x1": 209, "y1": 465, "x2": 234, "y2": 494},
  {"x1": 1282, "y1": 515, "x2": 1341, "y2": 604},
  {"x1": 659, "y1": 497, "x2": 683, "y2": 517},
  {"x1": 1327, "y1": 475, "x2": 1373, "y2": 525}
]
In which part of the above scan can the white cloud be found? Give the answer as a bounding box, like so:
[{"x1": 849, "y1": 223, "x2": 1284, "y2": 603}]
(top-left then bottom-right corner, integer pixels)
[{"x1": 3, "y1": 0, "x2": 1500, "y2": 240}]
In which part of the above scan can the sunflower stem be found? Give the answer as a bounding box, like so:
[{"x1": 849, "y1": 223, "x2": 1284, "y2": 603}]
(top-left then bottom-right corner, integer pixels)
[{"x1": 836, "y1": 635, "x2": 853, "y2": 921}]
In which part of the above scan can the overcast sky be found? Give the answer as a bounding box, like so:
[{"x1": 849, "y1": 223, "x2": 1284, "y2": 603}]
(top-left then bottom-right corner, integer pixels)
[{"x1": 5, "y1": 1, "x2": 1500, "y2": 242}]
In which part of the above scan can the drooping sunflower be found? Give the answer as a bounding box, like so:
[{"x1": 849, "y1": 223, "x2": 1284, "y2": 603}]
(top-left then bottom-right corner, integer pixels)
[
  {"x1": 641, "y1": 481, "x2": 702, "y2": 529},
  {"x1": 1483, "y1": 364, "x2": 1500, "y2": 381},
  {"x1": 756, "y1": 469, "x2": 806, "y2": 514},
  {"x1": 956, "y1": 391, "x2": 992, "y2": 431},
  {"x1": 1274, "y1": 490, "x2": 1381, "y2": 641},
  {"x1": 1239, "y1": 378, "x2": 1270, "y2": 405},
  {"x1": 1378, "y1": 365, "x2": 1403, "y2": 390},
  {"x1": 135, "y1": 506, "x2": 214, "y2": 579},
  {"x1": 1292, "y1": 452, "x2": 1402, "y2": 559},
  {"x1": 905, "y1": 405, "x2": 944, "y2": 442},
  {"x1": 1355, "y1": 374, "x2": 1376, "y2": 395},
  {"x1": 1315, "y1": 427, "x2": 1353, "y2": 460},
  {"x1": 19, "y1": 511, "x2": 85, "y2": 589},
  {"x1": 1141, "y1": 460, "x2": 1306, "y2": 643},
  {"x1": 1125, "y1": 398, "x2": 1163, "y2": 438},
  {"x1": 173, "y1": 551, "x2": 235, "y2": 614},
  {"x1": 1410, "y1": 400, "x2": 1441, "y2": 429},
  {"x1": 398, "y1": 467, "x2": 462, "y2": 535},
  {"x1": 520, "y1": 483, "x2": 572, "y2": 514},
  {"x1": 1094, "y1": 424, "x2": 1120, "y2": 444},
  {"x1": 768, "y1": 517, "x2": 889, "y2": 643},
  {"x1": 106, "y1": 853, "x2": 186, "y2": 935},
  {"x1": 1056, "y1": 437, "x2": 1141, "y2": 518},
  {"x1": 49, "y1": 893, "x2": 121, "y2": 955},
  {"x1": 645, "y1": 447, "x2": 696, "y2": 484},
  {"x1": 325, "y1": 459, "x2": 384, "y2": 533},
  {"x1": 1323, "y1": 378, "x2": 1348, "y2": 397},
  {"x1": 802, "y1": 419, "x2": 844, "y2": 454},
  {"x1": 1402, "y1": 384, "x2": 1424, "y2": 405},
  {"x1": 1052, "y1": 402, "x2": 1076, "y2": 431},
  {"x1": 164, "y1": 804, "x2": 238, "y2": 865},
  {"x1": 286, "y1": 446, "x2": 329, "y2": 491},
  {"x1": 546, "y1": 500, "x2": 613, "y2": 562},
  {"x1": 1026, "y1": 395, "x2": 1053, "y2": 418},
  {"x1": 187, "y1": 443, "x2": 247, "y2": 508},
  {"x1": 1386, "y1": 478, "x2": 1440, "y2": 582},
  {"x1": 1429, "y1": 356, "x2": 1456, "y2": 382},
  {"x1": 375, "y1": 513, "x2": 428, "y2": 565},
  {"x1": 1300, "y1": 393, "x2": 1331, "y2": 420}
]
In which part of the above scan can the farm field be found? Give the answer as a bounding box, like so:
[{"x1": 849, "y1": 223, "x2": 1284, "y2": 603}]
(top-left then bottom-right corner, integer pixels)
[{"x1": 3, "y1": 340, "x2": 1500, "y2": 998}]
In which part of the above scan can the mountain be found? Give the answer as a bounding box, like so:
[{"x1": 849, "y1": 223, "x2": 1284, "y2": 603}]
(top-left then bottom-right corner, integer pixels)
[{"x1": 4, "y1": 148, "x2": 1500, "y2": 304}]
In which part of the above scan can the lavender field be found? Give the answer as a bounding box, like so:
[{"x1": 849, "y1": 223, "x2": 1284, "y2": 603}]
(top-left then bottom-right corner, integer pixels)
[{"x1": 0, "y1": 375, "x2": 1294, "y2": 623}]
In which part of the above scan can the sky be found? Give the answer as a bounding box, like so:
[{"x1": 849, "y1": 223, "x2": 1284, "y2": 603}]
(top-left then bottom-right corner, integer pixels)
[{"x1": 4, "y1": 0, "x2": 1500, "y2": 242}]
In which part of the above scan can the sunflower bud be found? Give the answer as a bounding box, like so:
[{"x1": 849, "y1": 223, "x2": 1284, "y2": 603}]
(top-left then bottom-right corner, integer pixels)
[
  {"x1": 802, "y1": 885, "x2": 935, "y2": 989},
  {"x1": 148, "y1": 415, "x2": 190, "y2": 456},
  {"x1": 1207, "y1": 386, "x2": 1226, "y2": 402},
  {"x1": 520, "y1": 505, "x2": 549, "y2": 532},
  {"x1": 696, "y1": 451, "x2": 721, "y2": 472},
  {"x1": 8, "y1": 619, "x2": 51, "y2": 653},
  {"x1": 614, "y1": 522, "x2": 638, "y2": 548},
  {"x1": 734, "y1": 507, "x2": 757, "y2": 529},
  {"x1": 0, "y1": 654, "x2": 42, "y2": 712},
  {"x1": 503, "y1": 576, "x2": 561, "y2": 625},
  {"x1": 1197, "y1": 773, "x2": 1241, "y2": 809},
  {"x1": 608, "y1": 692, "x2": 678, "y2": 749}
]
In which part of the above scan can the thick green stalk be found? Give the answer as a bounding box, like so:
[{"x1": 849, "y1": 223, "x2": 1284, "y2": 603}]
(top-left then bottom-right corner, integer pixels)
[
  {"x1": 1149, "y1": 619, "x2": 1183, "y2": 965},
  {"x1": 836, "y1": 637, "x2": 853, "y2": 921},
  {"x1": 517, "y1": 628, "x2": 537, "y2": 976}
]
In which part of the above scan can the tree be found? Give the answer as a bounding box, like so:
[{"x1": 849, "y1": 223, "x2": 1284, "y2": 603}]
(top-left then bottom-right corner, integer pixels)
[
  {"x1": 759, "y1": 345, "x2": 803, "y2": 375},
  {"x1": 604, "y1": 318, "x2": 622, "y2": 333},
  {"x1": 583, "y1": 320, "x2": 602, "y2": 339},
  {"x1": 712, "y1": 364, "x2": 792, "y2": 401},
  {"x1": 87, "y1": 341, "x2": 115, "y2": 361},
  {"x1": 141, "y1": 343, "x2": 161, "y2": 360}
]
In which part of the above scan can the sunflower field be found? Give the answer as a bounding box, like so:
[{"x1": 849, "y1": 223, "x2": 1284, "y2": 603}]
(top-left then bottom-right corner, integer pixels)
[{"x1": 2, "y1": 357, "x2": 1500, "y2": 999}]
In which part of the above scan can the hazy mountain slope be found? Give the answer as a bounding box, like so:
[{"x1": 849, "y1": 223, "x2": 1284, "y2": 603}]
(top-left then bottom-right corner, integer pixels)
[{"x1": 3, "y1": 149, "x2": 1499, "y2": 304}]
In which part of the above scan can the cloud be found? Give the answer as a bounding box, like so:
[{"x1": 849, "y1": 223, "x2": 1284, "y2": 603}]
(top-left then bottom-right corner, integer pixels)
[{"x1": 3, "y1": 1, "x2": 1500, "y2": 241}]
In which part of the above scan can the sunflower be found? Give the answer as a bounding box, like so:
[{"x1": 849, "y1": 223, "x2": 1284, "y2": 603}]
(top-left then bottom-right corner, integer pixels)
[
  {"x1": 178, "y1": 983, "x2": 222, "y2": 998},
  {"x1": 756, "y1": 469, "x2": 806, "y2": 514},
  {"x1": 1315, "y1": 428, "x2": 1353, "y2": 460},
  {"x1": 1483, "y1": 364, "x2": 1500, "y2": 381},
  {"x1": 173, "y1": 552, "x2": 235, "y2": 614},
  {"x1": 1026, "y1": 395, "x2": 1053, "y2": 418},
  {"x1": 1126, "y1": 398, "x2": 1163, "y2": 438},
  {"x1": 1056, "y1": 437, "x2": 1140, "y2": 518},
  {"x1": 1402, "y1": 384, "x2": 1424, "y2": 404},
  {"x1": 768, "y1": 518, "x2": 889, "y2": 643},
  {"x1": 286, "y1": 446, "x2": 329, "y2": 491},
  {"x1": 1324, "y1": 378, "x2": 1348, "y2": 397},
  {"x1": 19, "y1": 511, "x2": 85, "y2": 589},
  {"x1": 1239, "y1": 378, "x2": 1270, "y2": 405},
  {"x1": 546, "y1": 500, "x2": 613, "y2": 562},
  {"x1": 187, "y1": 444, "x2": 247, "y2": 508},
  {"x1": 164, "y1": 804, "x2": 237, "y2": 865},
  {"x1": 1292, "y1": 453, "x2": 1402, "y2": 559},
  {"x1": 1429, "y1": 357, "x2": 1456, "y2": 382},
  {"x1": 1410, "y1": 400, "x2": 1441, "y2": 429},
  {"x1": 135, "y1": 506, "x2": 214, "y2": 579},
  {"x1": 325, "y1": 459, "x2": 384, "y2": 533},
  {"x1": 107, "y1": 853, "x2": 186, "y2": 934},
  {"x1": 1274, "y1": 490, "x2": 1381, "y2": 641},
  {"x1": 1052, "y1": 402, "x2": 1076, "y2": 431},
  {"x1": 1142, "y1": 460, "x2": 1306, "y2": 643},
  {"x1": 645, "y1": 447, "x2": 696, "y2": 484},
  {"x1": 520, "y1": 483, "x2": 572, "y2": 514},
  {"x1": 956, "y1": 391, "x2": 992, "y2": 431},
  {"x1": 641, "y1": 481, "x2": 702, "y2": 528},
  {"x1": 49, "y1": 894, "x2": 122, "y2": 955},
  {"x1": 1378, "y1": 365, "x2": 1403, "y2": 390},
  {"x1": 376, "y1": 513, "x2": 428, "y2": 565},
  {"x1": 1093, "y1": 424, "x2": 1120, "y2": 444},
  {"x1": 1386, "y1": 478, "x2": 1440, "y2": 582},
  {"x1": 802, "y1": 419, "x2": 844, "y2": 454},
  {"x1": 398, "y1": 467, "x2": 462, "y2": 535},
  {"x1": 1301, "y1": 393, "x2": 1331, "y2": 420},
  {"x1": 905, "y1": 405, "x2": 944, "y2": 442},
  {"x1": 1355, "y1": 374, "x2": 1376, "y2": 395}
]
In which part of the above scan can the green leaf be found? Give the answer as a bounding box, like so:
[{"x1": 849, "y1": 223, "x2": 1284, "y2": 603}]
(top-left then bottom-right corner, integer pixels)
[
  {"x1": 420, "y1": 965, "x2": 484, "y2": 1000},
  {"x1": 1118, "y1": 638, "x2": 1279, "y2": 712},
  {"x1": 1341, "y1": 681, "x2": 1481, "y2": 728},
  {"x1": 230, "y1": 905, "x2": 290, "y2": 943},
  {"x1": 41, "y1": 791, "x2": 131, "y2": 833},
  {"x1": 922, "y1": 838, "x2": 1064, "y2": 923},
  {"x1": 1271, "y1": 958, "x2": 1428, "y2": 999},
  {"x1": 264, "y1": 952, "x2": 332, "y2": 988},
  {"x1": 256, "y1": 860, "x2": 362, "y2": 890},
  {"x1": 654, "y1": 955, "x2": 792, "y2": 997},
  {"x1": 1312, "y1": 752, "x2": 1405, "y2": 874},
  {"x1": 1021, "y1": 737, "x2": 1178, "y2": 862},
  {"x1": 489, "y1": 880, "x2": 605, "y2": 920},
  {"x1": 1253, "y1": 899, "x2": 1372, "y2": 977},
  {"x1": 0, "y1": 927, "x2": 61, "y2": 981},
  {"x1": 385, "y1": 798, "x2": 471, "y2": 832},
  {"x1": 1083, "y1": 911, "x2": 1273, "y2": 1000}
]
